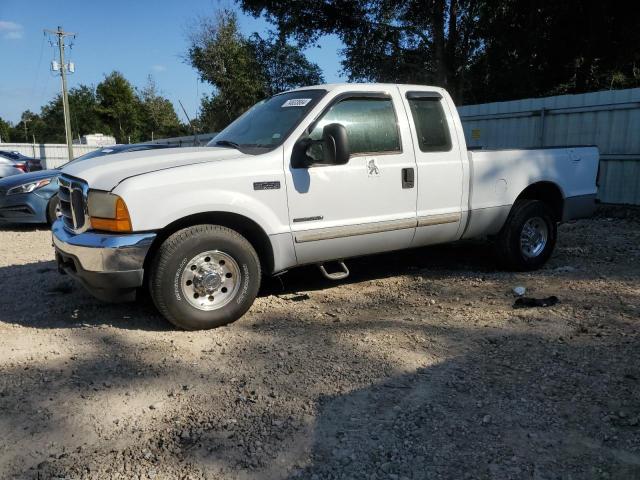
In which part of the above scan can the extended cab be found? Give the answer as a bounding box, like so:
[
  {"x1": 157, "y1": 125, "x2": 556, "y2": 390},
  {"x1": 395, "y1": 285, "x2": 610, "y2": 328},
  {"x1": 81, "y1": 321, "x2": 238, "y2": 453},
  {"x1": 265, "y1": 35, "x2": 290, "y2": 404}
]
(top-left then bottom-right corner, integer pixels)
[{"x1": 52, "y1": 84, "x2": 598, "y2": 329}]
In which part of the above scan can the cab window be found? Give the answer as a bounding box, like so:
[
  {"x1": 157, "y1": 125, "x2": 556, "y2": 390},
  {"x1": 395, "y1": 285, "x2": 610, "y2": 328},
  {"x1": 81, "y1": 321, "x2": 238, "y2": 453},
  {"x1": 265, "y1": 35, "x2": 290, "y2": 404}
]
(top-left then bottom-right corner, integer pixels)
[
  {"x1": 407, "y1": 98, "x2": 452, "y2": 152},
  {"x1": 308, "y1": 97, "x2": 401, "y2": 159}
]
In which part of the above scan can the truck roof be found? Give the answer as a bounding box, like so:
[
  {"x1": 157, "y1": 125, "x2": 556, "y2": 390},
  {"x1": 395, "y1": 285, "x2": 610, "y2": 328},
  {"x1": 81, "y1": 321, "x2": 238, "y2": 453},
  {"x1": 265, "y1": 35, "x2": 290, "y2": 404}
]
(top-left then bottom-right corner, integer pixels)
[{"x1": 285, "y1": 83, "x2": 447, "y2": 94}]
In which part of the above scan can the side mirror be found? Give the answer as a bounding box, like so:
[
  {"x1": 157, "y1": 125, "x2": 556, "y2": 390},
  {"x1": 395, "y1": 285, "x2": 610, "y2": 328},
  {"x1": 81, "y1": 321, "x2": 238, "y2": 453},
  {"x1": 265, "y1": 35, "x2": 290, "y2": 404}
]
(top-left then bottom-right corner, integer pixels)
[
  {"x1": 322, "y1": 123, "x2": 349, "y2": 165},
  {"x1": 291, "y1": 123, "x2": 350, "y2": 168}
]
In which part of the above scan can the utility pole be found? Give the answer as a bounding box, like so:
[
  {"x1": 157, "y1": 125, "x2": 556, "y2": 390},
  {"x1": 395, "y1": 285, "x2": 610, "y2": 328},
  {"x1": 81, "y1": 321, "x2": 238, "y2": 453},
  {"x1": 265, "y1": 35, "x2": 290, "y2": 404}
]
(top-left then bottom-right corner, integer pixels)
[
  {"x1": 23, "y1": 118, "x2": 30, "y2": 142},
  {"x1": 45, "y1": 26, "x2": 75, "y2": 162}
]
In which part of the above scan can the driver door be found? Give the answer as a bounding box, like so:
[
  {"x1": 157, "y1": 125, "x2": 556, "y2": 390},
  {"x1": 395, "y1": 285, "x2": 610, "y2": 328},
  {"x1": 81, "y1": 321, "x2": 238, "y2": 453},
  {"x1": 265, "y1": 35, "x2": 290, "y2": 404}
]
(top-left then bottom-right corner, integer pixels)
[{"x1": 284, "y1": 91, "x2": 418, "y2": 265}]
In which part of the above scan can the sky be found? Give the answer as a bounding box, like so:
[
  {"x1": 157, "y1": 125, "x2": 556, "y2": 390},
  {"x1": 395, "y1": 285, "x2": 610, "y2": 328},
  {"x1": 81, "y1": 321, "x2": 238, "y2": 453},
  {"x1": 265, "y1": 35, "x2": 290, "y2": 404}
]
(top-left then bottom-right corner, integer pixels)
[{"x1": 0, "y1": 0, "x2": 346, "y2": 124}]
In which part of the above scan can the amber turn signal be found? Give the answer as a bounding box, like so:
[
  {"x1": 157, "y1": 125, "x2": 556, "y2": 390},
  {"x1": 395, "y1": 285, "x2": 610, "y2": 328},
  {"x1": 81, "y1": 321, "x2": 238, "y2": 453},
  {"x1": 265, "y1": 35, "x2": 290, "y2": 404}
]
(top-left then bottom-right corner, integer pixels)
[{"x1": 90, "y1": 197, "x2": 132, "y2": 232}]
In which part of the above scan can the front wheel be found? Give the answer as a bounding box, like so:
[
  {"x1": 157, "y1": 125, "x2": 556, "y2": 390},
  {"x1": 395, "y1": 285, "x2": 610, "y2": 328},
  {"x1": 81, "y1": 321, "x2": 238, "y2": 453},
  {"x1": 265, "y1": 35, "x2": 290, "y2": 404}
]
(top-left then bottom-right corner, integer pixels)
[
  {"x1": 47, "y1": 195, "x2": 61, "y2": 226},
  {"x1": 149, "y1": 225, "x2": 261, "y2": 330},
  {"x1": 495, "y1": 199, "x2": 557, "y2": 271}
]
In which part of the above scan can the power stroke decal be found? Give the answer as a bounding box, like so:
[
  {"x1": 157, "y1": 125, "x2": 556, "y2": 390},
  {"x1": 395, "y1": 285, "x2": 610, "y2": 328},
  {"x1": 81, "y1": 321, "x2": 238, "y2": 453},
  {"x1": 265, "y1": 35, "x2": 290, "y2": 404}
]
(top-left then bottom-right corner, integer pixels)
[{"x1": 253, "y1": 181, "x2": 281, "y2": 190}]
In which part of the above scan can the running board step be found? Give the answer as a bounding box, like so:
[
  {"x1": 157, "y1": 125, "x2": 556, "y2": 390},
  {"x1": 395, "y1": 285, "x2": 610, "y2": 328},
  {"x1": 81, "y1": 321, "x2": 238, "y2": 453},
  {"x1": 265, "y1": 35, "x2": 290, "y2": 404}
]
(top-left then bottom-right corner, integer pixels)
[{"x1": 318, "y1": 261, "x2": 350, "y2": 281}]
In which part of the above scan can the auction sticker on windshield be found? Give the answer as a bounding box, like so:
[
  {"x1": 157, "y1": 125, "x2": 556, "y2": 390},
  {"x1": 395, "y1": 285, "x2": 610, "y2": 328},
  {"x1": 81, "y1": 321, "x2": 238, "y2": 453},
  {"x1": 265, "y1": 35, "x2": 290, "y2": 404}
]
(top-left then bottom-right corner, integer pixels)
[{"x1": 282, "y1": 98, "x2": 312, "y2": 107}]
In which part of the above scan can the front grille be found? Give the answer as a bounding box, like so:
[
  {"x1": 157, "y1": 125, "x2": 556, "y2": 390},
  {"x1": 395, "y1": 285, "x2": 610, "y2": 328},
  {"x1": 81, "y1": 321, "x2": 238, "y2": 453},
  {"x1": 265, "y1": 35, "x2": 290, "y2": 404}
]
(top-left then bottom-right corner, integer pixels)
[{"x1": 58, "y1": 175, "x2": 89, "y2": 232}]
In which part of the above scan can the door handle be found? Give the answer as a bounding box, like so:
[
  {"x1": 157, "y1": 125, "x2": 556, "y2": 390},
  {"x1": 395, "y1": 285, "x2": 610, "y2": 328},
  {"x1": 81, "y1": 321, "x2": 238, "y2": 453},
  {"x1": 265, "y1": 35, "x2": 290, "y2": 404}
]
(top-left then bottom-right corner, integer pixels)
[{"x1": 401, "y1": 167, "x2": 415, "y2": 189}]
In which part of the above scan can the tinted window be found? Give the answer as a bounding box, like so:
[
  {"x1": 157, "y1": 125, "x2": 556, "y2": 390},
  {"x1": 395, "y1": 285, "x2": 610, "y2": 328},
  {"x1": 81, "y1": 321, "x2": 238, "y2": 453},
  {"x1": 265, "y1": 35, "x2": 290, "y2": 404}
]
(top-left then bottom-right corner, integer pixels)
[
  {"x1": 309, "y1": 97, "x2": 401, "y2": 155},
  {"x1": 408, "y1": 98, "x2": 451, "y2": 152}
]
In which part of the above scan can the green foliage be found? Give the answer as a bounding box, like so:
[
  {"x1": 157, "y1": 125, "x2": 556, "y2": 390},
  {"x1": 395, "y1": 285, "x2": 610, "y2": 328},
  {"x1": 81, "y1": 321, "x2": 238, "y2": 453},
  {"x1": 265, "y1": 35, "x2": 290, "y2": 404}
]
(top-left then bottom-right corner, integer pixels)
[
  {"x1": 96, "y1": 71, "x2": 143, "y2": 143},
  {"x1": 188, "y1": 10, "x2": 265, "y2": 131},
  {"x1": 187, "y1": 9, "x2": 324, "y2": 132},
  {"x1": 470, "y1": 0, "x2": 640, "y2": 102},
  {"x1": 5, "y1": 72, "x2": 186, "y2": 144},
  {"x1": 248, "y1": 33, "x2": 324, "y2": 96},
  {"x1": 138, "y1": 76, "x2": 187, "y2": 140},
  {"x1": 9, "y1": 110, "x2": 47, "y2": 144},
  {"x1": 0, "y1": 117, "x2": 12, "y2": 143},
  {"x1": 35, "y1": 85, "x2": 108, "y2": 143},
  {"x1": 238, "y1": 0, "x2": 640, "y2": 104}
]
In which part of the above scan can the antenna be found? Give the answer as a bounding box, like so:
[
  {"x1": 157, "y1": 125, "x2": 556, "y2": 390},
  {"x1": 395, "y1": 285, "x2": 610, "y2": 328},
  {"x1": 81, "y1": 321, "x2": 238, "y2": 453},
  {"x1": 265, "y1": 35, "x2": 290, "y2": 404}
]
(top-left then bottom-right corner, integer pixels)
[{"x1": 179, "y1": 100, "x2": 200, "y2": 146}]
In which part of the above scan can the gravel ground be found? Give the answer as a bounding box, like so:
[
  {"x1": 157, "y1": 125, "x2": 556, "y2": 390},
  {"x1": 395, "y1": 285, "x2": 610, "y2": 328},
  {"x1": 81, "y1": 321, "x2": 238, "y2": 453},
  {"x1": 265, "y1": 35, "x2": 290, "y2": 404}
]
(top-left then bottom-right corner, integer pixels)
[{"x1": 0, "y1": 208, "x2": 639, "y2": 479}]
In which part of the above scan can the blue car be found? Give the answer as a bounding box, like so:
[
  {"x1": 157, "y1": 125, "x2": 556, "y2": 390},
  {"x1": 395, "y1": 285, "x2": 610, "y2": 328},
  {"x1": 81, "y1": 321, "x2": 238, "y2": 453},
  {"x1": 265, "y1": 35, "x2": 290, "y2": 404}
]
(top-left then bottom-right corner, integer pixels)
[{"x1": 0, "y1": 144, "x2": 173, "y2": 226}]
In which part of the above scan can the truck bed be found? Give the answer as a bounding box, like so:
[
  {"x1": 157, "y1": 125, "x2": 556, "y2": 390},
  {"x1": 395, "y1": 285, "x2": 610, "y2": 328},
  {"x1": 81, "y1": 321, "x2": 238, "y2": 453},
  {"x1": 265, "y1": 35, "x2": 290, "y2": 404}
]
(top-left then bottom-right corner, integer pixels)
[{"x1": 461, "y1": 146, "x2": 599, "y2": 239}]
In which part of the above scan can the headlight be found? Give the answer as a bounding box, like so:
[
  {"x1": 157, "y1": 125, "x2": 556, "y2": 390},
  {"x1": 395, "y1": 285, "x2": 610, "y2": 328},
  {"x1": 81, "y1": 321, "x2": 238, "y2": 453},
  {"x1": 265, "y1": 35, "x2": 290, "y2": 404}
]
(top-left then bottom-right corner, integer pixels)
[
  {"x1": 87, "y1": 190, "x2": 132, "y2": 232},
  {"x1": 7, "y1": 178, "x2": 51, "y2": 195}
]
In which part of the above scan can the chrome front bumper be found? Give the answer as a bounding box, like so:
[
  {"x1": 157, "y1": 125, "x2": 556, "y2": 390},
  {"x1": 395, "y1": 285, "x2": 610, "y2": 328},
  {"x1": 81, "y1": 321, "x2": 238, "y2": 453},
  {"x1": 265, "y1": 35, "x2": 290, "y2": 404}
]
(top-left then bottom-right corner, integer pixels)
[{"x1": 52, "y1": 220, "x2": 156, "y2": 301}]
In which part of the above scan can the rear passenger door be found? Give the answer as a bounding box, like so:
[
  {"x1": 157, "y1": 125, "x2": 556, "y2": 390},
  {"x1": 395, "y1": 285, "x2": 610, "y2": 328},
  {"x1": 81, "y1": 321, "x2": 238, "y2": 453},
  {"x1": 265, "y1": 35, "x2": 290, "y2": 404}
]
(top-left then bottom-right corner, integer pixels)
[
  {"x1": 398, "y1": 89, "x2": 465, "y2": 246},
  {"x1": 285, "y1": 91, "x2": 418, "y2": 265}
]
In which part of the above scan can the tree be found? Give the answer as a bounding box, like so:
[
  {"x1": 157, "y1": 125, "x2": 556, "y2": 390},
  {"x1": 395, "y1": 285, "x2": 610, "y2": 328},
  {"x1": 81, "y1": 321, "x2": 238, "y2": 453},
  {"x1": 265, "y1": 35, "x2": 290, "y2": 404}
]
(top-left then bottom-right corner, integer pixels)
[
  {"x1": 0, "y1": 117, "x2": 12, "y2": 143},
  {"x1": 96, "y1": 71, "x2": 142, "y2": 143},
  {"x1": 188, "y1": 10, "x2": 265, "y2": 131},
  {"x1": 248, "y1": 33, "x2": 324, "y2": 96},
  {"x1": 238, "y1": 0, "x2": 640, "y2": 104},
  {"x1": 138, "y1": 76, "x2": 186, "y2": 140},
  {"x1": 10, "y1": 111, "x2": 47, "y2": 144},
  {"x1": 38, "y1": 85, "x2": 108, "y2": 143},
  {"x1": 238, "y1": 0, "x2": 482, "y2": 102},
  {"x1": 187, "y1": 9, "x2": 324, "y2": 131},
  {"x1": 469, "y1": 0, "x2": 640, "y2": 102}
]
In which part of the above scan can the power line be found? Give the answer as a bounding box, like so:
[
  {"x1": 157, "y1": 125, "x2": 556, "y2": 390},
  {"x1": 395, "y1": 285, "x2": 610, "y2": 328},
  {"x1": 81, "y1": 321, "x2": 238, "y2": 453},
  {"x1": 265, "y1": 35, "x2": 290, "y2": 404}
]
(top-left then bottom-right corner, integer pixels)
[
  {"x1": 44, "y1": 26, "x2": 76, "y2": 161},
  {"x1": 29, "y1": 33, "x2": 46, "y2": 103}
]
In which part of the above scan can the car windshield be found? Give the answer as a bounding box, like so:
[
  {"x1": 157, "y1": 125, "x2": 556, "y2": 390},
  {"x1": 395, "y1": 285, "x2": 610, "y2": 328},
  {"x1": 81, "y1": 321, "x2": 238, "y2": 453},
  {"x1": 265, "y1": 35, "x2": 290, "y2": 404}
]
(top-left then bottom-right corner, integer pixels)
[{"x1": 208, "y1": 89, "x2": 326, "y2": 152}]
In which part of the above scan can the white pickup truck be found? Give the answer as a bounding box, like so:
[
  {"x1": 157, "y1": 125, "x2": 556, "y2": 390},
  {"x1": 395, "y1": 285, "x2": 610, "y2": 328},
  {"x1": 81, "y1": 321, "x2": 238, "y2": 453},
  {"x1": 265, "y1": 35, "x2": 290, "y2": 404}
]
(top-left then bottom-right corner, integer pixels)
[{"x1": 52, "y1": 83, "x2": 598, "y2": 329}]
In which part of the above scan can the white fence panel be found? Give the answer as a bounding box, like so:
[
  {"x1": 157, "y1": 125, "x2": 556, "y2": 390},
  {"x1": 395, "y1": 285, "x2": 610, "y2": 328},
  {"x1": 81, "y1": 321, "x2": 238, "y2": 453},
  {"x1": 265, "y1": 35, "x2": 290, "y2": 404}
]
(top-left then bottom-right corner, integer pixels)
[{"x1": 0, "y1": 143, "x2": 99, "y2": 169}]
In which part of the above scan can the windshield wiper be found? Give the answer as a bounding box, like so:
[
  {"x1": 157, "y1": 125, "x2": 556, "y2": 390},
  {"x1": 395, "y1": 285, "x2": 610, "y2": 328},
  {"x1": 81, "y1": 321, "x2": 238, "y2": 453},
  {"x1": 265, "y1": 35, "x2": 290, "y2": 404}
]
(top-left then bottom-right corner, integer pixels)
[{"x1": 214, "y1": 140, "x2": 241, "y2": 150}]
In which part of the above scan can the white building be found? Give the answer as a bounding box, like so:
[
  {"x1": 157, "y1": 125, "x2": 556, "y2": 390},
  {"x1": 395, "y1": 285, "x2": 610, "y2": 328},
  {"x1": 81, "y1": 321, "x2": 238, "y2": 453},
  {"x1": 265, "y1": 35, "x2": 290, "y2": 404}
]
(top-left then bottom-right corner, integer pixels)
[{"x1": 73, "y1": 133, "x2": 116, "y2": 146}]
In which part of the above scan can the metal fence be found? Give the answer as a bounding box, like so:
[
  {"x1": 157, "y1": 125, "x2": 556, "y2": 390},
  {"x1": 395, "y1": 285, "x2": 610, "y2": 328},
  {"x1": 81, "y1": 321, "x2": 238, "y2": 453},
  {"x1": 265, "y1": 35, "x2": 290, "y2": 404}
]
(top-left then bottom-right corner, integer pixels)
[
  {"x1": 0, "y1": 143, "x2": 99, "y2": 169},
  {"x1": 458, "y1": 87, "x2": 640, "y2": 205}
]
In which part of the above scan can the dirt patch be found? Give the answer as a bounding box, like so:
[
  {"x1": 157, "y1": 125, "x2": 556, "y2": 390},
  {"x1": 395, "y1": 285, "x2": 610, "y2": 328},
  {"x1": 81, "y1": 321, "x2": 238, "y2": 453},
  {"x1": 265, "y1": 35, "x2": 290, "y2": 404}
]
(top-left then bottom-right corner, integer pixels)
[{"x1": 1, "y1": 210, "x2": 639, "y2": 479}]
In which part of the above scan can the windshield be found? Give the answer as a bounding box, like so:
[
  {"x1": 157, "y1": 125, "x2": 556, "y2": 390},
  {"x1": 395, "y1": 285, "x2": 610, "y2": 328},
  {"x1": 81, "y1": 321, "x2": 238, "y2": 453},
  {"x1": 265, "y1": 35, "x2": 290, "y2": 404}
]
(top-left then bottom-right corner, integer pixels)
[{"x1": 208, "y1": 89, "x2": 326, "y2": 151}]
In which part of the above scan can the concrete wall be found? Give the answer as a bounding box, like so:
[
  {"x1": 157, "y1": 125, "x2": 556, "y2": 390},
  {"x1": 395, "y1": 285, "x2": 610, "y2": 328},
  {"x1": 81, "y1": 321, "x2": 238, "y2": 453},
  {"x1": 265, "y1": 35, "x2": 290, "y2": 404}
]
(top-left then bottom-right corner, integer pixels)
[{"x1": 458, "y1": 87, "x2": 640, "y2": 205}]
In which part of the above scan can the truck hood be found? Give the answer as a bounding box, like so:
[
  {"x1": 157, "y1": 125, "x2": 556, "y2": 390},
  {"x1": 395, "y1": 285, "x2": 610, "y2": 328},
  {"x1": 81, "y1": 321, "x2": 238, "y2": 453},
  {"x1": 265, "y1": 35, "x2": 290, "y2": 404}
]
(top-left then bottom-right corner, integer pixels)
[{"x1": 61, "y1": 147, "x2": 250, "y2": 191}]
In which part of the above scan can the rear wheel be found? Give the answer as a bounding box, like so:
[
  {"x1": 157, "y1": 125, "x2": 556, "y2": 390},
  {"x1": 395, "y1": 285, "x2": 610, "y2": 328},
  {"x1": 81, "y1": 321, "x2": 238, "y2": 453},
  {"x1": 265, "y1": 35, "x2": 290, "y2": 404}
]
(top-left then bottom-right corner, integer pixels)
[
  {"x1": 149, "y1": 225, "x2": 261, "y2": 330},
  {"x1": 495, "y1": 199, "x2": 557, "y2": 271}
]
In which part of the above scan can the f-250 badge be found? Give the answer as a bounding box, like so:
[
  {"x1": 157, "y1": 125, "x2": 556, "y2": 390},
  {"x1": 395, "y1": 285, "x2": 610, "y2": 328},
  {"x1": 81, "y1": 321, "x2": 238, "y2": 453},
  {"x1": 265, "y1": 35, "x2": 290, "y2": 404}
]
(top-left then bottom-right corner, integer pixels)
[{"x1": 367, "y1": 159, "x2": 380, "y2": 177}]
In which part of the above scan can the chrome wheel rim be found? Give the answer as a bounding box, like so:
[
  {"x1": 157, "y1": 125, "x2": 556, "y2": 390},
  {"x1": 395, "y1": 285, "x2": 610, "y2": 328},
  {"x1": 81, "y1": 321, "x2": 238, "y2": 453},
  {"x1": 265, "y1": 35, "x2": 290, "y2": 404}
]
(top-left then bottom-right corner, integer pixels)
[
  {"x1": 520, "y1": 217, "x2": 548, "y2": 258},
  {"x1": 181, "y1": 250, "x2": 241, "y2": 311}
]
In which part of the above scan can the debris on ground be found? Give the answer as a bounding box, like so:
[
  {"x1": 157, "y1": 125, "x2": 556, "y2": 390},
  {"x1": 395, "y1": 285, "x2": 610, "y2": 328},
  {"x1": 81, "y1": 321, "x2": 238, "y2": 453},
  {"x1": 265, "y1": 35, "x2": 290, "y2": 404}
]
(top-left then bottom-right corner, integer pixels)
[
  {"x1": 512, "y1": 286, "x2": 526, "y2": 296},
  {"x1": 513, "y1": 295, "x2": 560, "y2": 308}
]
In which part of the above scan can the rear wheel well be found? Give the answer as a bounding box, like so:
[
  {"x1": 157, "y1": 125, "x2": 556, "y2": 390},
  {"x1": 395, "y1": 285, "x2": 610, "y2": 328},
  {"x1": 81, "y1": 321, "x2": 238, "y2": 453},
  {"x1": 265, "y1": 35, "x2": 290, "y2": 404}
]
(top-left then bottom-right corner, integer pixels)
[
  {"x1": 143, "y1": 212, "x2": 274, "y2": 279},
  {"x1": 514, "y1": 182, "x2": 564, "y2": 222}
]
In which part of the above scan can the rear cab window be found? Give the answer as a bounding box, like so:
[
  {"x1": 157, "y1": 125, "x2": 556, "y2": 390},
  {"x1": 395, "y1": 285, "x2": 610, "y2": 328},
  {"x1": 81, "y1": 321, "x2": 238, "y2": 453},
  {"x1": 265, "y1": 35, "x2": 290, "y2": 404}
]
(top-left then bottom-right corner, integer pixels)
[{"x1": 406, "y1": 93, "x2": 452, "y2": 152}]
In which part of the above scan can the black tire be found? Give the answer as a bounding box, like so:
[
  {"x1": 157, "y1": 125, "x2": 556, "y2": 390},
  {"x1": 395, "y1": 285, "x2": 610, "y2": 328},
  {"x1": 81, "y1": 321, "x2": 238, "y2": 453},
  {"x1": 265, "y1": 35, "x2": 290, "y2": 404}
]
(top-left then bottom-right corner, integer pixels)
[
  {"x1": 495, "y1": 199, "x2": 557, "y2": 271},
  {"x1": 46, "y1": 195, "x2": 60, "y2": 226},
  {"x1": 149, "y1": 225, "x2": 261, "y2": 330}
]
